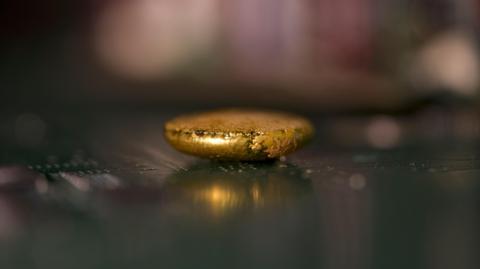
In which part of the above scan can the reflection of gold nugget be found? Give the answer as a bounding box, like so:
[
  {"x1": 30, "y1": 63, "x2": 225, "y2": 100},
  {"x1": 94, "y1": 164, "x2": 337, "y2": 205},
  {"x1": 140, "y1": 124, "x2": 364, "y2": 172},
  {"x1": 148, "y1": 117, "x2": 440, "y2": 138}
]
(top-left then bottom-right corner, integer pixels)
[
  {"x1": 164, "y1": 109, "x2": 314, "y2": 160},
  {"x1": 163, "y1": 162, "x2": 312, "y2": 218}
]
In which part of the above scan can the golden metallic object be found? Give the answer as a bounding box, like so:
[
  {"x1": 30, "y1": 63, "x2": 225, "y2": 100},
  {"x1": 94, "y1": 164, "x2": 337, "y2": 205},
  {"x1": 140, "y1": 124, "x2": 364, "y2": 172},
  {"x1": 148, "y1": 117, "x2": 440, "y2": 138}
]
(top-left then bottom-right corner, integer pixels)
[{"x1": 164, "y1": 109, "x2": 314, "y2": 160}]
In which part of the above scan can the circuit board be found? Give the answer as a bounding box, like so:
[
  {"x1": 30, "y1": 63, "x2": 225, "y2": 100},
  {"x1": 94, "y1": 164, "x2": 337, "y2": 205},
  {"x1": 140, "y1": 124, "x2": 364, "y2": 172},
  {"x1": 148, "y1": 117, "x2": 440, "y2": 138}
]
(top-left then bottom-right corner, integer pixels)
[{"x1": 0, "y1": 111, "x2": 479, "y2": 269}]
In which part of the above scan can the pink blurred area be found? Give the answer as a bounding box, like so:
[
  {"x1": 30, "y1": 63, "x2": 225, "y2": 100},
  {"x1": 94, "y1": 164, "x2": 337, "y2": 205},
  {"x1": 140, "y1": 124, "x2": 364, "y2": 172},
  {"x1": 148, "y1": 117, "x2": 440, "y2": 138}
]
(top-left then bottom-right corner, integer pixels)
[{"x1": 92, "y1": 0, "x2": 375, "y2": 80}]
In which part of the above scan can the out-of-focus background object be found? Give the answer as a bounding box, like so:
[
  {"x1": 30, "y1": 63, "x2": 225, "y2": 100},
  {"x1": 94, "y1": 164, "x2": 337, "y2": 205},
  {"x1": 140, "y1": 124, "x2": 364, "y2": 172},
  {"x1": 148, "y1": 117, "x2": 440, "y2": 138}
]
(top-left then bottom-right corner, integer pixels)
[{"x1": 1, "y1": 0, "x2": 478, "y2": 111}]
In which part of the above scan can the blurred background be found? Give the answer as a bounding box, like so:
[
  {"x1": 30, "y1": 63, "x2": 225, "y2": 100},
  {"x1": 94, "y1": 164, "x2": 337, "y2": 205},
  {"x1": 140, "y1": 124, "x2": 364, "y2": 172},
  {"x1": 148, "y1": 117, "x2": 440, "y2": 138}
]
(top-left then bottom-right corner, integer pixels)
[
  {"x1": 1, "y1": 1, "x2": 480, "y2": 269},
  {"x1": 1, "y1": 0, "x2": 479, "y2": 112}
]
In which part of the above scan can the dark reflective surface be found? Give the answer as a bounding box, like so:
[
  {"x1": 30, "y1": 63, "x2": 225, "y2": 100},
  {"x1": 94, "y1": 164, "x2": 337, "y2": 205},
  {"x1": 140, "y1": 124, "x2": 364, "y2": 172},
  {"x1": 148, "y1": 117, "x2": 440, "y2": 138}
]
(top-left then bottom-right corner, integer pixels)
[
  {"x1": 159, "y1": 162, "x2": 312, "y2": 219},
  {"x1": 0, "y1": 111, "x2": 479, "y2": 269}
]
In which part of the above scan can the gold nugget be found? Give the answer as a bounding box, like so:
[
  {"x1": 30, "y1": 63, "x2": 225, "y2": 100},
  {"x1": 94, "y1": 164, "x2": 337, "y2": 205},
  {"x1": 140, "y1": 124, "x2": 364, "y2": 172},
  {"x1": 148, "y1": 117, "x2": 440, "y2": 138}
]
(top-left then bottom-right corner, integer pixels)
[{"x1": 164, "y1": 109, "x2": 314, "y2": 161}]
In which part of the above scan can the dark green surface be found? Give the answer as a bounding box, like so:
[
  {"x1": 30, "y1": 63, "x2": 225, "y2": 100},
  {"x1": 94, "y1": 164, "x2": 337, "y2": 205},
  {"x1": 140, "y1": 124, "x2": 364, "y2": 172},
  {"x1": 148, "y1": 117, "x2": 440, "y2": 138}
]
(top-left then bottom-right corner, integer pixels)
[{"x1": 0, "y1": 113, "x2": 479, "y2": 269}]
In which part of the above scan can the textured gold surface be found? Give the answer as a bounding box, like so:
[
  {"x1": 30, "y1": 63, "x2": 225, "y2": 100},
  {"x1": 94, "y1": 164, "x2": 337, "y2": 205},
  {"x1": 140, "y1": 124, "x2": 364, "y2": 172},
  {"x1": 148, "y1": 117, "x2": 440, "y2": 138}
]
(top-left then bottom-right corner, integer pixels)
[{"x1": 164, "y1": 109, "x2": 314, "y2": 160}]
